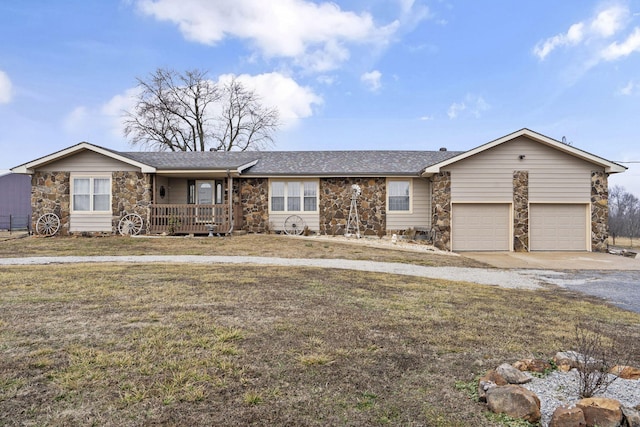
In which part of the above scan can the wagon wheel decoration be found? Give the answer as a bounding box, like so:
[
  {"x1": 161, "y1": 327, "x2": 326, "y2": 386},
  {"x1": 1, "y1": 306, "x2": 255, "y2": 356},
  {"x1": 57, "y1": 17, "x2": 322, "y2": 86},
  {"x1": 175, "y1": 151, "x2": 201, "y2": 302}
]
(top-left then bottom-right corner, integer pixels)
[
  {"x1": 283, "y1": 215, "x2": 305, "y2": 236},
  {"x1": 35, "y1": 213, "x2": 61, "y2": 236},
  {"x1": 118, "y1": 213, "x2": 144, "y2": 236}
]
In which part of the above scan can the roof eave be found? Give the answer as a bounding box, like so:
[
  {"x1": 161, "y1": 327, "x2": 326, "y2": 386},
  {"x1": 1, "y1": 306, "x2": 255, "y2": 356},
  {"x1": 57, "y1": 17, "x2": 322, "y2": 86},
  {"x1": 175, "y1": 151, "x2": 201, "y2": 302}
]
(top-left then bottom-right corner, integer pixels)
[{"x1": 243, "y1": 172, "x2": 424, "y2": 177}]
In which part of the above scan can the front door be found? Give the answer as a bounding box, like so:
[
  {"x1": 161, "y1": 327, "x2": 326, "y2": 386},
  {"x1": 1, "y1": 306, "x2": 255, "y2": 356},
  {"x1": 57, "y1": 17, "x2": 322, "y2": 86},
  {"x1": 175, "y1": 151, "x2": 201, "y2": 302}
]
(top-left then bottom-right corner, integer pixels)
[{"x1": 194, "y1": 180, "x2": 225, "y2": 223}]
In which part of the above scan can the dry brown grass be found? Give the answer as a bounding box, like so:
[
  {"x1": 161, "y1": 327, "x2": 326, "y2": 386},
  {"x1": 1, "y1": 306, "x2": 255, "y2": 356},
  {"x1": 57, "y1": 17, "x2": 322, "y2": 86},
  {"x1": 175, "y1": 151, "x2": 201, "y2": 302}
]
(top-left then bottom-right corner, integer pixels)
[
  {"x1": 608, "y1": 235, "x2": 640, "y2": 249},
  {"x1": 0, "y1": 234, "x2": 487, "y2": 268},
  {"x1": 1, "y1": 263, "x2": 639, "y2": 426}
]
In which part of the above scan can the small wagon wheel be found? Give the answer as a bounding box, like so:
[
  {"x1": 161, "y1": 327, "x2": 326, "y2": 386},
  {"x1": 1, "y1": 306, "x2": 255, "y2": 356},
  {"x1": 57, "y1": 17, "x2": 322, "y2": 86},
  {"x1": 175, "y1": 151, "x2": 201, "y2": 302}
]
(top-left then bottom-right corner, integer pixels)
[
  {"x1": 36, "y1": 213, "x2": 60, "y2": 236},
  {"x1": 118, "y1": 213, "x2": 143, "y2": 236},
  {"x1": 283, "y1": 215, "x2": 305, "y2": 236}
]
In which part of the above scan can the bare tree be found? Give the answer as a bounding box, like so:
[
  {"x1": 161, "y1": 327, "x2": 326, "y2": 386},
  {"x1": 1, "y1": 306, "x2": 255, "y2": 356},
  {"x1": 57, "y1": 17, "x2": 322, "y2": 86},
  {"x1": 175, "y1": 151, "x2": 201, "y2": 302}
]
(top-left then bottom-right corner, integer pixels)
[
  {"x1": 609, "y1": 185, "x2": 624, "y2": 245},
  {"x1": 214, "y1": 77, "x2": 280, "y2": 152},
  {"x1": 609, "y1": 185, "x2": 640, "y2": 246},
  {"x1": 123, "y1": 68, "x2": 279, "y2": 152}
]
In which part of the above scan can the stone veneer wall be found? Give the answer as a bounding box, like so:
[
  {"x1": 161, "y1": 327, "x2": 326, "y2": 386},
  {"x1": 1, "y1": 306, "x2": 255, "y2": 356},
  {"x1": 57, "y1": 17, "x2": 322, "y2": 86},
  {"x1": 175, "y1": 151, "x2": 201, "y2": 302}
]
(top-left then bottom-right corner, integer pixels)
[
  {"x1": 238, "y1": 178, "x2": 269, "y2": 233},
  {"x1": 319, "y1": 178, "x2": 386, "y2": 236},
  {"x1": 431, "y1": 172, "x2": 451, "y2": 250},
  {"x1": 513, "y1": 171, "x2": 529, "y2": 252},
  {"x1": 591, "y1": 171, "x2": 608, "y2": 252},
  {"x1": 31, "y1": 171, "x2": 70, "y2": 235},
  {"x1": 112, "y1": 172, "x2": 152, "y2": 234}
]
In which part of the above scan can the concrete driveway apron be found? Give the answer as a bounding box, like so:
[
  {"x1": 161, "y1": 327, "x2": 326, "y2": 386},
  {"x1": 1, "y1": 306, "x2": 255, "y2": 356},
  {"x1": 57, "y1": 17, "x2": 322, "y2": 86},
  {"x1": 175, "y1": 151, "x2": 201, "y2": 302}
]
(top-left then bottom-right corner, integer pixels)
[{"x1": 462, "y1": 252, "x2": 640, "y2": 313}]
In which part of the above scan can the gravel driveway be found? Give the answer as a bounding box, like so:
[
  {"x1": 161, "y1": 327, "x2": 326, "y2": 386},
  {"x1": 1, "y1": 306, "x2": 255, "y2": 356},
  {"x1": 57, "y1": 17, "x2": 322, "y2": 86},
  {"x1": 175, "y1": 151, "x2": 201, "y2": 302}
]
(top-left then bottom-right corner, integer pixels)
[
  {"x1": 533, "y1": 269, "x2": 640, "y2": 313},
  {"x1": 0, "y1": 255, "x2": 547, "y2": 289},
  {"x1": 2, "y1": 255, "x2": 639, "y2": 313}
]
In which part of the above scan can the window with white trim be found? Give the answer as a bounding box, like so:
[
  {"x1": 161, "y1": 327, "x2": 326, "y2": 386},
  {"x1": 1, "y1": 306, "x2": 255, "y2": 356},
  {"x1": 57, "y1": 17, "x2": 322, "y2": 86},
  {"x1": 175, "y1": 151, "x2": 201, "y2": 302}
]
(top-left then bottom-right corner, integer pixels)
[
  {"x1": 270, "y1": 181, "x2": 317, "y2": 212},
  {"x1": 72, "y1": 176, "x2": 111, "y2": 212},
  {"x1": 388, "y1": 180, "x2": 410, "y2": 211}
]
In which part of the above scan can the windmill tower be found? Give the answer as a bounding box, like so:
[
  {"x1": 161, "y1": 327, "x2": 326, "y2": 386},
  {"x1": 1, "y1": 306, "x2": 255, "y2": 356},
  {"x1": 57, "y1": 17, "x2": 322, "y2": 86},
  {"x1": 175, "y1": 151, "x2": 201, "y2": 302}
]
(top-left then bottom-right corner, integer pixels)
[{"x1": 345, "y1": 184, "x2": 361, "y2": 238}]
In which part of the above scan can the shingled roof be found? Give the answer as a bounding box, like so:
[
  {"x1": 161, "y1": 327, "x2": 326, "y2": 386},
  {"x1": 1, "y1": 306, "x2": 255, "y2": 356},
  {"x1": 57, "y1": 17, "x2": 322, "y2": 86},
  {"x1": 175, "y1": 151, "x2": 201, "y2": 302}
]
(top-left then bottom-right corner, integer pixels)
[{"x1": 119, "y1": 150, "x2": 464, "y2": 176}]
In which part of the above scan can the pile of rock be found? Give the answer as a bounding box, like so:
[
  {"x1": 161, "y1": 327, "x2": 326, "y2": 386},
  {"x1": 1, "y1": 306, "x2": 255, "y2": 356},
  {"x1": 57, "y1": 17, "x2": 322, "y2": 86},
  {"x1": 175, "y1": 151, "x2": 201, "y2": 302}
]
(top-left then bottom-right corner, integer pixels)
[{"x1": 478, "y1": 352, "x2": 640, "y2": 427}]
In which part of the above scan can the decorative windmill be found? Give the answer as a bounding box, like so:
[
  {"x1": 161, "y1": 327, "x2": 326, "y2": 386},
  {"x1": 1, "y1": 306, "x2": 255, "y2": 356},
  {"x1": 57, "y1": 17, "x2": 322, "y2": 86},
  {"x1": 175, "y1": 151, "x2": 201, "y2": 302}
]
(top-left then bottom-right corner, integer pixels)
[{"x1": 345, "y1": 184, "x2": 361, "y2": 238}]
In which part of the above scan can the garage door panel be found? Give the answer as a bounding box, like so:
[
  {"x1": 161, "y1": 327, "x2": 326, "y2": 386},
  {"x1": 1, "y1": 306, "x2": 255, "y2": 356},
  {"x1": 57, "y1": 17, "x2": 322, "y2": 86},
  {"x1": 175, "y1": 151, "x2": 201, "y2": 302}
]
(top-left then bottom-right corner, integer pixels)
[
  {"x1": 452, "y1": 204, "x2": 510, "y2": 251},
  {"x1": 530, "y1": 204, "x2": 587, "y2": 251}
]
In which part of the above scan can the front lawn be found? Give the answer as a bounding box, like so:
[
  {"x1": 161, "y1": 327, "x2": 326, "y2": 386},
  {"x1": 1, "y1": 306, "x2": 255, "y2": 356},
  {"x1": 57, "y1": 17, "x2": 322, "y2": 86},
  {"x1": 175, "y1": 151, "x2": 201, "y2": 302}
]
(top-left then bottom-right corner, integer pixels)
[{"x1": 1, "y1": 263, "x2": 638, "y2": 426}]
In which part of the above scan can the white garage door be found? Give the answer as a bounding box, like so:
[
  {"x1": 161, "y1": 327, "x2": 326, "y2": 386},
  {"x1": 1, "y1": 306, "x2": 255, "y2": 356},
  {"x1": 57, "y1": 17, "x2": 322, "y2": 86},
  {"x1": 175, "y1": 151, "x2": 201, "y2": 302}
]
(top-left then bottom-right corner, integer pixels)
[
  {"x1": 530, "y1": 204, "x2": 588, "y2": 251},
  {"x1": 452, "y1": 203, "x2": 510, "y2": 251}
]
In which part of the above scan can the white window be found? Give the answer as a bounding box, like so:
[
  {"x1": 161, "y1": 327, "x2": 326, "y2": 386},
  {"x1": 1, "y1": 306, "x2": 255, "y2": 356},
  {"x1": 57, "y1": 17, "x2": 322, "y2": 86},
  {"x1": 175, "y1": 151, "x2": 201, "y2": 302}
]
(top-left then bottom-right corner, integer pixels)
[
  {"x1": 72, "y1": 176, "x2": 111, "y2": 212},
  {"x1": 271, "y1": 181, "x2": 285, "y2": 211},
  {"x1": 304, "y1": 182, "x2": 317, "y2": 211},
  {"x1": 388, "y1": 180, "x2": 410, "y2": 211},
  {"x1": 271, "y1": 181, "x2": 317, "y2": 212}
]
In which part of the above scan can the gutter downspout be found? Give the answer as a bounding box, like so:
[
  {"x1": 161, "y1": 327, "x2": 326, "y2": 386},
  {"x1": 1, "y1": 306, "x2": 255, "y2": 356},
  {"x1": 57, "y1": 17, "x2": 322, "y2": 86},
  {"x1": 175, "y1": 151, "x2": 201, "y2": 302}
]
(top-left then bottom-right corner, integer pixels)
[{"x1": 227, "y1": 169, "x2": 233, "y2": 235}]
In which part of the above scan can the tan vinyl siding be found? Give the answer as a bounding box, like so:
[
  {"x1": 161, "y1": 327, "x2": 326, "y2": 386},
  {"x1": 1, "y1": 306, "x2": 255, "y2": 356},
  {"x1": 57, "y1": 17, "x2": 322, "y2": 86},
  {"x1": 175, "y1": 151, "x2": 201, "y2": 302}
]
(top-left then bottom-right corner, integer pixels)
[
  {"x1": 269, "y1": 212, "x2": 319, "y2": 232},
  {"x1": 443, "y1": 136, "x2": 601, "y2": 203},
  {"x1": 167, "y1": 178, "x2": 189, "y2": 204},
  {"x1": 155, "y1": 176, "x2": 170, "y2": 204},
  {"x1": 386, "y1": 178, "x2": 431, "y2": 230},
  {"x1": 69, "y1": 213, "x2": 112, "y2": 232},
  {"x1": 39, "y1": 150, "x2": 140, "y2": 172}
]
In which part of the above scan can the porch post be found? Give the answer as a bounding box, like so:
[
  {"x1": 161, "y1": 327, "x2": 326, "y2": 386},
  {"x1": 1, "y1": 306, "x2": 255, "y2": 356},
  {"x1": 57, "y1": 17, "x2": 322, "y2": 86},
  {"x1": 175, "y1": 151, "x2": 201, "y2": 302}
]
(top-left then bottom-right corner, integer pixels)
[{"x1": 228, "y1": 174, "x2": 234, "y2": 234}]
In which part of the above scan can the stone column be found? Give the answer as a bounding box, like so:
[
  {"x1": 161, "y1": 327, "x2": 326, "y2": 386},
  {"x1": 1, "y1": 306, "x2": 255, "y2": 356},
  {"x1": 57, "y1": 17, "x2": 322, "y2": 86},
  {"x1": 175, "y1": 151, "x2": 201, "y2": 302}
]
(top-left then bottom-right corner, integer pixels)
[
  {"x1": 31, "y1": 171, "x2": 70, "y2": 235},
  {"x1": 319, "y1": 178, "x2": 386, "y2": 236},
  {"x1": 591, "y1": 171, "x2": 608, "y2": 252},
  {"x1": 238, "y1": 178, "x2": 269, "y2": 233},
  {"x1": 513, "y1": 171, "x2": 529, "y2": 252},
  {"x1": 431, "y1": 172, "x2": 451, "y2": 250},
  {"x1": 112, "y1": 172, "x2": 152, "y2": 234}
]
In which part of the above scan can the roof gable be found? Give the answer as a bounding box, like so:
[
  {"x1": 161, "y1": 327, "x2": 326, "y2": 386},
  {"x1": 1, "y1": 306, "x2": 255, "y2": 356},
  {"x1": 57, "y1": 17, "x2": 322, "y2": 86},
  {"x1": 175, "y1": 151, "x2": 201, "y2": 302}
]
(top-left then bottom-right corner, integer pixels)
[
  {"x1": 422, "y1": 128, "x2": 627, "y2": 175},
  {"x1": 11, "y1": 142, "x2": 156, "y2": 174}
]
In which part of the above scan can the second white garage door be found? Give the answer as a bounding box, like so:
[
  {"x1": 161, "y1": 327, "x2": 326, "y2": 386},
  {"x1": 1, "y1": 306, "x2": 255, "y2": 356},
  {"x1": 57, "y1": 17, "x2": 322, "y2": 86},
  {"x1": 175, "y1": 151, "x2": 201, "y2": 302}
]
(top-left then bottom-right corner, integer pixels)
[
  {"x1": 529, "y1": 204, "x2": 588, "y2": 251},
  {"x1": 452, "y1": 203, "x2": 511, "y2": 251}
]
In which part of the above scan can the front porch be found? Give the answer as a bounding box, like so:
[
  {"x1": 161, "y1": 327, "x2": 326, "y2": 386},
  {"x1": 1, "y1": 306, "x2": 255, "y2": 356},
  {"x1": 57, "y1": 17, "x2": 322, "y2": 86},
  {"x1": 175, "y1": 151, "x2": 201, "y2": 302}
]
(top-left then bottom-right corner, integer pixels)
[{"x1": 148, "y1": 204, "x2": 243, "y2": 235}]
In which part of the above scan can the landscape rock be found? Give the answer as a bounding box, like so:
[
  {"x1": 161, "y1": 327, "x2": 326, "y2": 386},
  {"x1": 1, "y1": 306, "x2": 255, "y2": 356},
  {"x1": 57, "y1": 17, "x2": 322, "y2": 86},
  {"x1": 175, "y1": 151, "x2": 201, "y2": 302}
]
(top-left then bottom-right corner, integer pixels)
[
  {"x1": 486, "y1": 385, "x2": 541, "y2": 423},
  {"x1": 576, "y1": 397, "x2": 623, "y2": 427},
  {"x1": 610, "y1": 365, "x2": 640, "y2": 380},
  {"x1": 477, "y1": 370, "x2": 507, "y2": 402},
  {"x1": 514, "y1": 358, "x2": 553, "y2": 373},
  {"x1": 549, "y1": 405, "x2": 586, "y2": 427},
  {"x1": 496, "y1": 362, "x2": 533, "y2": 384},
  {"x1": 622, "y1": 406, "x2": 640, "y2": 427},
  {"x1": 554, "y1": 351, "x2": 583, "y2": 372}
]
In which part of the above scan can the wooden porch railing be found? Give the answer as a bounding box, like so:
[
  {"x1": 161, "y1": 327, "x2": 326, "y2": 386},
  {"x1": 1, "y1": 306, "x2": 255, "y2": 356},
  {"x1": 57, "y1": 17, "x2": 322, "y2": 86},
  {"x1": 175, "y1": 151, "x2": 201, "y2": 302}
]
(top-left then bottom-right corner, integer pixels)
[{"x1": 149, "y1": 204, "x2": 241, "y2": 235}]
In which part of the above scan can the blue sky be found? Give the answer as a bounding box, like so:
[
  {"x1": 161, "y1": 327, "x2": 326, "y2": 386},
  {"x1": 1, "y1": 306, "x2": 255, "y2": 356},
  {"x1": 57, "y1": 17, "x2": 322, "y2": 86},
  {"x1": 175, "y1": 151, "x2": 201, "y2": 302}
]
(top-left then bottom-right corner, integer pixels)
[{"x1": 1, "y1": 0, "x2": 639, "y2": 196}]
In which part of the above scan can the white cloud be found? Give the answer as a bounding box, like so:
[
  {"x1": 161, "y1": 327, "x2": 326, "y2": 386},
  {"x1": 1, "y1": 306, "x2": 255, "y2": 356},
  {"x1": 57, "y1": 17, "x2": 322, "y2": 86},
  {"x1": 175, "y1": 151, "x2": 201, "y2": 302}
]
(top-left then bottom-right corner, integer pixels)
[
  {"x1": 533, "y1": 4, "x2": 630, "y2": 60},
  {"x1": 533, "y1": 23, "x2": 585, "y2": 60},
  {"x1": 63, "y1": 106, "x2": 89, "y2": 133},
  {"x1": 601, "y1": 26, "x2": 640, "y2": 60},
  {"x1": 0, "y1": 70, "x2": 13, "y2": 104},
  {"x1": 447, "y1": 94, "x2": 490, "y2": 119},
  {"x1": 419, "y1": 115, "x2": 433, "y2": 121},
  {"x1": 217, "y1": 72, "x2": 322, "y2": 128},
  {"x1": 447, "y1": 102, "x2": 465, "y2": 119},
  {"x1": 101, "y1": 87, "x2": 141, "y2": 117},
  {"x1": 360, "y1": 70, "x2": 382, "y2": 92},
  {"x1": 316, "y1": 75, "x2": 337, "y2": 86},
  {"x1": 619, "y1": 79, "x2": 640, "y2": 95},
  {"x1": 591, "y1": 5, "x2": 628, "y2": 37},
  {"x1": 136, "y1": 0, "x2": 402, "y2": 72}
]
